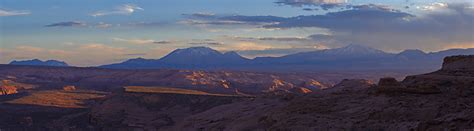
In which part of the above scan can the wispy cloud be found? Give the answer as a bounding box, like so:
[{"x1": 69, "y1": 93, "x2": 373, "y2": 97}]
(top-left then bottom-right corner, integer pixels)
[
  {"x1": 181, "y1": 13, "x2": 281, "y2": 27},
  {"x1": 15, "y1": 46, "x2": 44, "y2": 52},
  {"x1": 91, "y1": 4, "x2": 143, "y2": 17},
  {"x1": 189, "y1": 42, "x2": 224, "y2": 46},
  {"x1": 45, "y1": 21, "x2": 87, "y2": 27},
  {"x1": 126, "y1": 22, "x2": 166, "y2": 27},
  {"x1": 124, "y1": 53, "x2": 147, "y2": 56},
  {"x1": 275, "y1": 0, "x2": 348, "y2": 6},
  {"x1": 416, "y1": 2, "x2": 448, "y2": 11},
  {"x1": 96, "y1": 22, "x2": 113, "y2": 28},
  {"x1": 112, "y1": 37, "x2": 172, "y2": 45},
  {"x1": 0, "y1": 9, "x2": 30, "y2": 16},
  {"x1": 275, "y1": 0, "x2": 348, "y2": 10},
  {"x1": 186, "y1": 39, "x2": 224, "y2": 46},
  {"x1": 237, "y1": 48, "x2": 323, "y2": 58},
  {"x1": 153, "y1": 41, "x2": 173, "y2": 44}
]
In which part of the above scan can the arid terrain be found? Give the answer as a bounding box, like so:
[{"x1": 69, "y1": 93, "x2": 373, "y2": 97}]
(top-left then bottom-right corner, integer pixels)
[{"x1": 0, "y1": 55, "x2": 473, "y2": 130}]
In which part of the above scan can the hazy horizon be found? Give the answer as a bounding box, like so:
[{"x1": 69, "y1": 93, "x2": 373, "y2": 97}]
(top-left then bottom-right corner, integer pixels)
[{"x1": 1, "y1": 0, "x2": 473, "y2": 66}]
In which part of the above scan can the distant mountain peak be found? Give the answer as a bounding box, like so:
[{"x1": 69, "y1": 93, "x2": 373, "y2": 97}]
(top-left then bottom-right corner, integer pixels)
[
  {"x1": 172, "y1": 46, "x2": 221, "y2": 56},
  {"x1": 157, "y1": 46, "x2": 248, "y2": 66},
  {"x1": 9, "y1": 59, "x2": 69, "y2": 67},
  {"x1": 124, "y1": 57, "x2": 153, "y2": 63},
  {"x1": 326, "y1": 44, "x2": 387, "y2": 56},
  {"x1": 340, "y1": 44, "x2": 378, "y2": 51}
]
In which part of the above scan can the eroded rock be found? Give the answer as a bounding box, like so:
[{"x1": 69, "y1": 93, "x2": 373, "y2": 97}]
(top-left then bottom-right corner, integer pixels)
[
  {"x1": 63, "y1": 86, "x2": 76, "y2": 91},
  {"x1": 0, "y1": 80, "x2": 18, "y2": 95}
]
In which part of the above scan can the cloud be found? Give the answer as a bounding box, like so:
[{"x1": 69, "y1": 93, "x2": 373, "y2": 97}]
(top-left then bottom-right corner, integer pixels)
[
  {"x1": 124, "y1": 53, "x2": 147, "y2": 56},
  {"x1": 275, "y1": 0, "x2": 347, "y2": 6},
  {"x1": 182, "y1": 12, "x2": 216, "y2": 18},
  {"x1": 44, "y1": 21, "x2": 117, "y2": 28},
  {"x1": 237, "y1": 48, "x2": 321, "y2": 58},
  {"x1": 180, "y1": 20, "x2": 252, "y2": 25},
  {"x1": 275, "y1": 0, "x2": 348, "y2": 10},
  {"x1": 227, "y1": 42, "x2": 273, "y2": 51},
  {"x1": 0, "y1": 9, "x2": 30, "y2": 16},
  {"x1": 15, "y1": 46, "x2": 44, "y2": 52},
  {"x1": 181, "y1": 12, "x2": 281, "y2": 26},
  {"x1": 126, "y1": 22, "x2": 166, "y2": 27},
  {"x1": 231, "y1": 36, "x2": 310, "y2": 42},
  {"x1": 153, "y1": 41, "x2": 173, "y2": 44},
  {"x1": 91, "y1": 4, "x2": 143, "y2": 17},
  {"x1": 416, "y1": 2, "x2": 448, "y2": 11},
  {"x1": 223, "y1": 35, "x2": 330, "y2": 49},
  {"x1": 112, "y1": 37, "x2": 156, "y2": 45},
  {"x1": 96, "y1": 22, "x2": 113, "y2": 28},
  {"x1": 188, "y1": 42, "x2": 223, "y2": 46},
  {"x1": 199, "y1": 3, "x2": 473, "y2": 51},
  {"x1": 45, "y1": 21, "x2": 87, "y2": 27},
  {"x1": 187, "y1": 39, "x2": 223, "y2": 46},
  {"x1": 112, "y1": 37, "x2": 174, "y2": 45}
]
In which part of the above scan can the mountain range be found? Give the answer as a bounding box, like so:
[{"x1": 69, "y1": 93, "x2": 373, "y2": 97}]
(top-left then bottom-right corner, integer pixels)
[
  {"x1": 100, "y1": 45, "x2": 474, "y2": 71},
  {"x1": 9, "y1": 45, "x2": 474, "y2": 71},
  {"x1": 9, "y1": 59, "x2": 69, "y2": 67}
]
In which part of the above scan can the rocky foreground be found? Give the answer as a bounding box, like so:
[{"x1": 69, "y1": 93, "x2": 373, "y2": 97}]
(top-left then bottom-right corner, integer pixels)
[{"x1": 170, "y1": 55, "x2": 474, "y2": 130}]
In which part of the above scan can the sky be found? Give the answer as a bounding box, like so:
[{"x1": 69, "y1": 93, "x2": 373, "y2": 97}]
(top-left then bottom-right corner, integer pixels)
[{"x1": 0, "y1": 0, "x2": 473, "y2": 66}]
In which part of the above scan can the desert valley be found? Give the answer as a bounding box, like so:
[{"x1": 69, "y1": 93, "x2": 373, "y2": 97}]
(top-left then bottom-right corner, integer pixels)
[{"x1": 1, "y1": 46, "x2": 474, "y2": 130}]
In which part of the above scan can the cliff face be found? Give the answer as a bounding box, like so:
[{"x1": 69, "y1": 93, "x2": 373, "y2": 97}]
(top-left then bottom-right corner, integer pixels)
[
  {"x1": 441, "y1": 55, "x2": 474, "y2": 71},
  {"x1": 377, "y1": 55, "x2": 474, "y2": 95}
]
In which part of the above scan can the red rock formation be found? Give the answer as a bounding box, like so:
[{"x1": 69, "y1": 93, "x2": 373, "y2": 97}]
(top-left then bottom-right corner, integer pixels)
[
  {"x1": 63, "y1": 86, "x2": 76, "y2": 91},
  {"x1": 0, "y1": 80, "x2": 18, "y2": 95},
  {"x1": 289, "y1": 87, "x2": 313, "y2": 94}
]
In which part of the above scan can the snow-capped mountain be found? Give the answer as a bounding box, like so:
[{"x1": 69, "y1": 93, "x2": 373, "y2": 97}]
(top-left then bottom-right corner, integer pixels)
[{"x1": 158, "y1": 46, "x2": 249, "y2": 65}]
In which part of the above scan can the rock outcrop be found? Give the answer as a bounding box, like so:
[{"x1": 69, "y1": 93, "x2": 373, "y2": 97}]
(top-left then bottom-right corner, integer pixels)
[
  {"x1": 0, "y1": 80, "x2": 18, "y2": 95},
  {"x1": 374, "y1": 55, "x2": 474, "y2": 95},
  {"x1": 401, "y1": 55, "x2": 474, "y2": 95},
  {"x1": 441, "y1": 55, "x2": 474, "y2": 71},
  {"x1": 63, "y1": 86, "x2": 76, "y2": 91},
  {"x1": 324, "y1": 79, "x2": 374, "y2": 93}
]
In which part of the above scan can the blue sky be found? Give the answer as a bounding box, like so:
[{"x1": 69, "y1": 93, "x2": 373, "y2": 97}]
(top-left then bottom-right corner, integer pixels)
[{"x1": 0, "y1": 0, "x2": 473, "y2": 66}]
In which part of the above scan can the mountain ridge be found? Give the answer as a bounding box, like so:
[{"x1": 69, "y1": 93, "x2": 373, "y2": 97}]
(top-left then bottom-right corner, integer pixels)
[
  {"x1": 100, "y1": 45, "x2": 474, "y2": 71},
  {"x1": 9, "y1": 59, "x2": 69, "y2": 67}
]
